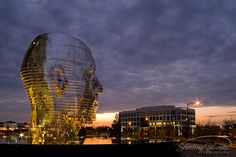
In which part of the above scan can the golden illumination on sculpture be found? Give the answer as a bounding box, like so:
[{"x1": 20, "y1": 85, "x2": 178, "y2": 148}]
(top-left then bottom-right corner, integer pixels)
[{"x1": 20, "y1": 33, "x2": 103, "y2": 144}]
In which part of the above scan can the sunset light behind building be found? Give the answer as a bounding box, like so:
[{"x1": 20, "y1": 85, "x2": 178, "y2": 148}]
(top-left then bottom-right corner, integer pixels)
[{"x1": 93, "y1": 106, "x2": 236, "y2": 127}]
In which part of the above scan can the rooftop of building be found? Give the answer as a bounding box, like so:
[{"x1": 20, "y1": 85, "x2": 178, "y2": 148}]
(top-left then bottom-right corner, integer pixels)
[
  {"x1": 120, "y1": 105, "x2": 194, "y2": 113},
  {"x1": 136, "y1": 105, "x2": 175, "y2": 111}
]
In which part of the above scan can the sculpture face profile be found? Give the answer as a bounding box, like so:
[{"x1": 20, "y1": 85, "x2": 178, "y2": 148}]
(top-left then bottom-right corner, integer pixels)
[{"x1": 20, "y1": 33, "x2": 103, "y2": 144}]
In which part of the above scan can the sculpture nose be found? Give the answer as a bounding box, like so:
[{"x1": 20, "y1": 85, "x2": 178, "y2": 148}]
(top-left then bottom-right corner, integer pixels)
[
  {"x1": 96, "y1": 84, "x2": 103, "y2": 94},
  {"x1": 94, "y1": 78, "x2": 103, "y2": 94}
]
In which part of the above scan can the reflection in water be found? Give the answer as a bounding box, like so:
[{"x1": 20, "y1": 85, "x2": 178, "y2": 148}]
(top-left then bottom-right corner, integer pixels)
[
  {"x1": 83, "y1": 138, "x2": 112, "y2": 144},
  {"x1": 0, "y1": 136, "x2": 29, "y2": 144},
  {"x1": 0, "y1": 136, "x2": 112, "y2": 145},
  {"x1": 0, "y1": 135, "x2": 171, "y2": 145},
  {"x1": 0, "y1": 133, "x2": 111, "y2": 145}
]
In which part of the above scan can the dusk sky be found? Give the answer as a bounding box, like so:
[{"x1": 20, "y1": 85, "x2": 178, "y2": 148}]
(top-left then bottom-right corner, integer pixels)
[{"x1": 0, "y1": 0, "x2": 236, "y2": 123}]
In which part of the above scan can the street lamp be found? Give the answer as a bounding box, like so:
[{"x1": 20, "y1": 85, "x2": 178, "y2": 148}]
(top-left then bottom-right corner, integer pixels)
[
  {"x1": 127, "y1": 121, "x2": 131, "y2": 138},
  {"x1": 187, "y1": 98, "x2": 201, "y2": 110},
  {"x1": 186, "y1": 98, "x2": 201, "y2": 139}
]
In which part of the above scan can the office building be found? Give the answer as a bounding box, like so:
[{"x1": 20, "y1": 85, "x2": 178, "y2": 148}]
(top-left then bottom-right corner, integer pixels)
[{"x1": 119, "y1": 105, "x2": 195, "y2": 138}]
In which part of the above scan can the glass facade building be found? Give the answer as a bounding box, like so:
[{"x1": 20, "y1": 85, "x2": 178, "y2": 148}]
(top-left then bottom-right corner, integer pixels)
[
  {"x1": 119, "y1": 105, "x2": 195, "y2": 139},
  {"x1": 20, "y1": 33, "x2": 102, "y2": 144}
]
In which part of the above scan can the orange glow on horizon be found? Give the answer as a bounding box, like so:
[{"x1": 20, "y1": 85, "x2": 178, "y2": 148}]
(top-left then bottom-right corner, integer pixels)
[
  {"x1": 195, "y1": 106, "x2": 236, "y2": 125},
  {"x1": 93, "y1": 106, "x2": 236, "y2": 127},
  {"x1": 90, "y1": 112, "x2": 117, "y2": 127}
]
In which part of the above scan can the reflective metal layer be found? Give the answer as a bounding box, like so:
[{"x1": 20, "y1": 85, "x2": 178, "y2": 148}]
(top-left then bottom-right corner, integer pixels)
[{"x1": 20, "y1": 33, "x2": 103, "y2": 144}]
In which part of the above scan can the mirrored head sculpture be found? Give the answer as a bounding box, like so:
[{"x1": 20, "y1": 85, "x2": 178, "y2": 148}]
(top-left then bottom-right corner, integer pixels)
[{"x1": 20, "y1": 33, "x2": 103, "y2": 144}]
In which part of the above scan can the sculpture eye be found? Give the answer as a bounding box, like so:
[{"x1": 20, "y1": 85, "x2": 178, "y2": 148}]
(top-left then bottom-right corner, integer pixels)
[
  {"x1": 85, "y1": 65, "x2": 96, "y2": 80},
  {"x1": 49, "y1": 65, "x2": 68, "y2": 95}
]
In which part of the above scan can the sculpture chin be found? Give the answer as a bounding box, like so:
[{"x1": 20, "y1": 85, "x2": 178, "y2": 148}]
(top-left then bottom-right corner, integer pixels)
[{"x1": 20, "y1": 33, "x2": 102, "y2": 144}]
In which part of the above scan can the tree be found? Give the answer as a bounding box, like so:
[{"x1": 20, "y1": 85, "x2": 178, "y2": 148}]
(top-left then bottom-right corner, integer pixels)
[
  {"x1": 222, "y1": 119, "x2": 236, "y2": 138},
  {"x1": 78, "y1": 126, "x2": 87, "y2": 138},
  {"x1": 194, "y1": 121, "x2": 220, "y2": 137},
  {"x1": 110, "y1": 113, "x2": 121, "y2": 138},
  {"x1": 223, "y1": 119, "x2": 235, "y2": 126}
]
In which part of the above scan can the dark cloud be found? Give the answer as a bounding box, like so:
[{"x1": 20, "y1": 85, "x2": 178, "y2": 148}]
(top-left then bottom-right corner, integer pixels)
[{"x1": 0, "y1": 0, "x2": 236, "y2": 121}]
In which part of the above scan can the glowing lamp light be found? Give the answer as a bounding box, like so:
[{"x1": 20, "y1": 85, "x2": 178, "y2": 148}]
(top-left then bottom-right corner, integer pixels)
[
  {"x1": 192, "y1": 98, "x2": 201, "y2": 107},
  {"x1": 19, "y1": 133, "x2": 24, "y2": 138}
]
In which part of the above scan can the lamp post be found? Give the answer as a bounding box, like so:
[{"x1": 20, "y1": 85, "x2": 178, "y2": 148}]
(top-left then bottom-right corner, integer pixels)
[
  {"x1": 186, "y1": 98, "x2": 201, "y2": 139},
  {"x1": 127, "y1": 121, "x2": 131, "y2": 138}
]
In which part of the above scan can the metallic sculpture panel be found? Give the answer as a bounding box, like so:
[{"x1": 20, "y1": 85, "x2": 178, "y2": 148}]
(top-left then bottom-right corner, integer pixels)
[{"x1": 20, "y1": 33, "x2": 102, "y2": 144}]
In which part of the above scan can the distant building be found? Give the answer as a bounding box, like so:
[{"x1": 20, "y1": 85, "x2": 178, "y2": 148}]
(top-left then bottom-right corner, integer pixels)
[
  {"x1": 0, "y1": 121, "x2": 30, "y2": 131},
  {"x1": 0, "y1": 122, "x2": 4, "y2": 131},
  {"x1": 119, "y1": 105, "x2": 195, "y2": 138},
  {"x1": 17, "y1": 122, "x2": 30, "y2": 130},
  {"x1": 3, "y1": 121, "x2": 17, "y2": 131}
]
